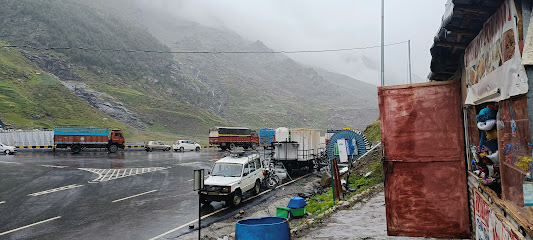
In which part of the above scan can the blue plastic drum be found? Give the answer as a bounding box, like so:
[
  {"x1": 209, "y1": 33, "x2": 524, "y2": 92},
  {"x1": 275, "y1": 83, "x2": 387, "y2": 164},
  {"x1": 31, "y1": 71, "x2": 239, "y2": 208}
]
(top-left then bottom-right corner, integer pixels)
[{"x1": 235, "y1": 217, "x2": 290, "y2": 240}]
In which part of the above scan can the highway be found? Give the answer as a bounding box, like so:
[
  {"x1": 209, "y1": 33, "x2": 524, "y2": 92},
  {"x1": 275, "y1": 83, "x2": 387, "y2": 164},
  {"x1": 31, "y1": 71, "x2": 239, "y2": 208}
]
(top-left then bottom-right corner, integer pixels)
[{"x1": 0, "y1": 149, "x2": 282, "y2": 240}]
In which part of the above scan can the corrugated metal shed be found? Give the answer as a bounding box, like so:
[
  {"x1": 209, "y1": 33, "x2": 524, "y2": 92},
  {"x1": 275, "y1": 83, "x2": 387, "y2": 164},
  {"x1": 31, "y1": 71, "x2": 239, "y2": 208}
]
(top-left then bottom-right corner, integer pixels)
[{"x1": 429, "y1": 0, "x2": 505, "y2": 80}]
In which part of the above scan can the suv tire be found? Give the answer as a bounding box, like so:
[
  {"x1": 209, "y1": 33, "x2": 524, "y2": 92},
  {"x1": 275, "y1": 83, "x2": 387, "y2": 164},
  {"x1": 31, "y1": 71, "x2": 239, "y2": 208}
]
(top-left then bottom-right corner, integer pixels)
[
  {"x1": 180, "y1": 147, "x2": 184, "y2": 152},
  {"x1": 195, "y1": 146, "x2": 200, "y2": 151},
  {"x1": 201, "y1": 196, "x2": 211, "y2": 205},
  {"x1": 253, "y1": 180, "x2": 261, "y2": 195},
  {"x1": 5, "y1": 149, "x2": 10, "y2": 155},
  {"x1": 229, "y1": 190, "x2": 242, "y2": 206}
]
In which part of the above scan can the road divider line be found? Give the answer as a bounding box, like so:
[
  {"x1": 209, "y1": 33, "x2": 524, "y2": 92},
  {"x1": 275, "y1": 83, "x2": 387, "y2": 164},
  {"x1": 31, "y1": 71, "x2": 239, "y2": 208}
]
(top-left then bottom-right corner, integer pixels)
[
  {"x1": 28, "y1": 184, "x2": 84, "y2": 197},
  {"x1": 0, "y1": 201, "x2": 5, "y2": 205},
  {"x1": 0, "y1": 161, "x2": 21, "y2": 165},
  {"x1": 0, "y1": 216, "x2": 61, "y2": 236},
  {"x1": 112, "y1": 190, "x2": 158, "y2": 203},
  {"x1": 148, "y1": 173, "x2": 312, "y2": 240}
]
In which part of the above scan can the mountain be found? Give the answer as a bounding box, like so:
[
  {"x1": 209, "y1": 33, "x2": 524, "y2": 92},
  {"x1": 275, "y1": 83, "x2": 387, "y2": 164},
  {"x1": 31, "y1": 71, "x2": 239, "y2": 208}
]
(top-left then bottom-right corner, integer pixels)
[
  {"x1": 0, "y1": 0, "x2": 228, "y2": 138},
  {"x1": 0, "y1": 0, "x2": 378, "y2": 137},
  {"x1": 134, "y1": 7, "x2": 379, "y2": 130}
]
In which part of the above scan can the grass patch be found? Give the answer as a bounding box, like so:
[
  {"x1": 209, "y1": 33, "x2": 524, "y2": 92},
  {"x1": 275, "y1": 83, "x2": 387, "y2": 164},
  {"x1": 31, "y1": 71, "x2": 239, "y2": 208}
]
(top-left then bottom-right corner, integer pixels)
[
  {"x1": 306, "y1": 161, "x2": 384, "y2": 216},
  {"x1": 363, "y1": 119, "x2": 381, "y2": 142}
]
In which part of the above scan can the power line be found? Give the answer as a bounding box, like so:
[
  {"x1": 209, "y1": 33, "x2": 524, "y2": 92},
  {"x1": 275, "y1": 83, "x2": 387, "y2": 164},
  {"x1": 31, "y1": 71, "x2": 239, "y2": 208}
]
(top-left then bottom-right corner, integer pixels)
[{"x1": 0, "y1": 41, "x2": 408, "y2": 54}]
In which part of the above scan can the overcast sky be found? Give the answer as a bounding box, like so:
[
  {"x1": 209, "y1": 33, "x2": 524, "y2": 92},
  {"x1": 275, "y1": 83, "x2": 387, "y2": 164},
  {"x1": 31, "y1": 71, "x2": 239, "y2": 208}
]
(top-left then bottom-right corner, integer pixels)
[{"x1": 141, "y1": 0, "x2": 448, "y2": 86}]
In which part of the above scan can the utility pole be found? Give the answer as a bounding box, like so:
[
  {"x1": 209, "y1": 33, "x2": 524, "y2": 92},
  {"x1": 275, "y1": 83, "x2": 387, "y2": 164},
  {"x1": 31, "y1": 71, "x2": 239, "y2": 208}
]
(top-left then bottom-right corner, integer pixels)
[
  {"x1": 381, "y1": 0, "x2": 385, "y2": 87},
  {"x1": 408, "y1": 39, "x2": 412, "y2": 84}
]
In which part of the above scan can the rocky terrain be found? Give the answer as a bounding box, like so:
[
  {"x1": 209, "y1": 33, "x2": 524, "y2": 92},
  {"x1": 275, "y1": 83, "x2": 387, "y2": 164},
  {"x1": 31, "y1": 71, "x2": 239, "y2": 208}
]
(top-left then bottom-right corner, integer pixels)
[{"x1": 0, "y1": 0, "x2": 379, "y2": 136}]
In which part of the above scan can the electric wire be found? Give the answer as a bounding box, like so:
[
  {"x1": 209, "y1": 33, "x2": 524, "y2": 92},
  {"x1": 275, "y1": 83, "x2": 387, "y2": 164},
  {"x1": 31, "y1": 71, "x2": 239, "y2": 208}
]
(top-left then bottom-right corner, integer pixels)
[{"x1": 0, "y1": 41, "x2": 408, "y2": 55}]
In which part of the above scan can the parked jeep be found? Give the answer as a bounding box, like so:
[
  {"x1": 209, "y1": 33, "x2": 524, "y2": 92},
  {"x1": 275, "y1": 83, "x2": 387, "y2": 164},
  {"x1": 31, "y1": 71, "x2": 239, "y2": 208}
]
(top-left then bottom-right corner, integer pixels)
[{"x1": 200, "y1": 151, "x2": 264, "y2": 206}]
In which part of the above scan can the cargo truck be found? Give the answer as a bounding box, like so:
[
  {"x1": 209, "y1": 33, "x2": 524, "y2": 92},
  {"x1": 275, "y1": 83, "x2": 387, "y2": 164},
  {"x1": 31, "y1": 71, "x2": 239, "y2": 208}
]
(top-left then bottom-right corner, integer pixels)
[
  {"x1": 209, "y1": 127, "x2": 259, "y2": 151},
  {"x1": 54, "y1": 127, "x2": 125, "y2": 153}
]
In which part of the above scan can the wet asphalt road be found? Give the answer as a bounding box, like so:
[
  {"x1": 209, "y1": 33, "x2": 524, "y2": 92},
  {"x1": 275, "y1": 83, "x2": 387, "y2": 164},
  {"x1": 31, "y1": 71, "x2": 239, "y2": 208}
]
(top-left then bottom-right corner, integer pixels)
[{"x1": 0, "y1": 149, "x2": 279, "y2": 240}]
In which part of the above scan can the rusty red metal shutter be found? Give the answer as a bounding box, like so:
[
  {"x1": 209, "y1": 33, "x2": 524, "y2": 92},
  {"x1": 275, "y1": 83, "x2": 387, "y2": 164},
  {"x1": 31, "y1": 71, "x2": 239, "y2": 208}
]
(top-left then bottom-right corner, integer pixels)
[{"x1": 378, "y1": 80, "x2": 470, "y2": 238}]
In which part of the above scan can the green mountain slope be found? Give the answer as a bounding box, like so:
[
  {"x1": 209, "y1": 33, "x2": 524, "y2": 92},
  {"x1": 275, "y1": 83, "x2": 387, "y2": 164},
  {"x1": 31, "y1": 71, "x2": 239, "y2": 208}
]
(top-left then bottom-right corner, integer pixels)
[
  {"x1": 0, "y1": 43, "x2": 126, "y2": 131},
  {"x1": 0, "y1": 0, "x2": 378, "y2": 135},
  {"x1": 0, "y1": 0, "x2": 229, "y2": 137}
]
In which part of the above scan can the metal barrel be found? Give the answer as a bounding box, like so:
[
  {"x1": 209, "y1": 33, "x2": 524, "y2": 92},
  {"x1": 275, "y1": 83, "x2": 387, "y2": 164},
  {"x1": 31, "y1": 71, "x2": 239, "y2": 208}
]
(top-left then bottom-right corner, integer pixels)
[{"x1": 235, "y1": 217, "x2": 289, "y2": 240}]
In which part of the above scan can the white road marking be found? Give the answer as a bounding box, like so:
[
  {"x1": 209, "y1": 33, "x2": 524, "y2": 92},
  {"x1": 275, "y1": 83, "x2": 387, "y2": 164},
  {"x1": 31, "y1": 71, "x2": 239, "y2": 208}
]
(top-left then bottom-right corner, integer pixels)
[
  {"x1": 40, "y1": 165, "x2": 66, "y2": 168},
  {"x1": 81, "y1": 167, "x2": 171, "y2": 183},
  {"x1": 28, "y1": 184, "x2": 83, "y2": 197},
  {"x1": 0, "y1": 161, "x2": 21, "y2": 165},
  {"x1": 187, "y1": 179, "x2": 194, "y2": 182},
  {"x1": 148, "y1": 172, "x2": 312, "y2": 240},
  {"x1": 0, "y1": 216, "x2": 61, "y2": 236},
  {"x1": 0, "y1": 201, "x2": 5, "y2": 205},
  {"x1": 112, "y1": 190, "x2": 158, "y2": 203}
]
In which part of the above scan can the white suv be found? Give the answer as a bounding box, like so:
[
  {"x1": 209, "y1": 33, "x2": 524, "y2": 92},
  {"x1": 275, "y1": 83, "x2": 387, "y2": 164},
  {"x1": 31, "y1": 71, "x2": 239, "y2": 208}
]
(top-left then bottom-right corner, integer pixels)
[
  {"x1": 172, "y1": 140, "x2": 201, "y2": 152},
  {"x1": 0, "y1": 143, "x2": 17, "y2": 155},
  {"x1": 200, "y1": 151, "x2": 264, "y2": 206}
]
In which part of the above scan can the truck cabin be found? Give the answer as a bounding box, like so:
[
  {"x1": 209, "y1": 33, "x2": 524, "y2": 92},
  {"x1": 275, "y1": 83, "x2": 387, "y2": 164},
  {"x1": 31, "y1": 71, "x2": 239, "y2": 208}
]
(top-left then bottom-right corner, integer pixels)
[{"x1": 110, "y1": 129, "x2": 125, "y2": 145}]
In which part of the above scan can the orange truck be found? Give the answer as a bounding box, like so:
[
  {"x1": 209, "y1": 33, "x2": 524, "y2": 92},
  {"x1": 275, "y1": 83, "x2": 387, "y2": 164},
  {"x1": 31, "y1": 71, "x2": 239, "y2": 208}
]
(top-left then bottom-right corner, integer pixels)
[
  {"x1": 54, "y1": 127, "x2": 125, "y2": 153},
  {"x1": 209, "y1": 127, "x2": 259, "y2": 151}
]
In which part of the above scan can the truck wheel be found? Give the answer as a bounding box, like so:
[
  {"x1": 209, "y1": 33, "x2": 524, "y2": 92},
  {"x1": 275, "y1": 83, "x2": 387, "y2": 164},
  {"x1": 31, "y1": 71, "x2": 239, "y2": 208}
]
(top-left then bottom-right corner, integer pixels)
[
  {"x1": 251, "y1": 143, "x2": 257, "y2": 150},
  {"x1": 108, "y1": 144, "x2": 118, "y2": 153},
  {"x1": 228, "y1": 143, "x2": 236, "y2": 151},
  {"x1": 71, "y1": 145, "x2": 82, "y2": 154},
  {"x1": 229, "y1": 190, "x2": 242, "y2": 206}
]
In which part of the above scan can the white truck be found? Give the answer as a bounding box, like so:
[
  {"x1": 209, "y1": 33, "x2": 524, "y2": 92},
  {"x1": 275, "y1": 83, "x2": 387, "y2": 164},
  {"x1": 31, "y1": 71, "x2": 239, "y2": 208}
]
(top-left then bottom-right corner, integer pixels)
[{"x1": 200, "y1": 151, "x2": 264, "y2": 206}]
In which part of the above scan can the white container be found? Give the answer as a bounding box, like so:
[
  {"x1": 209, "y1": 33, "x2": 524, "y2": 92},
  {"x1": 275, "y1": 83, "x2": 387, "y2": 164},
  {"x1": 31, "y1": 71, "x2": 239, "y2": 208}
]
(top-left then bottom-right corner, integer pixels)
[
  {"x1": 289, "y1": 128, "x2": 321, "y2": 161},
  {"x1": 275, "y1": 127, "x2": 289, "y2": 142},
  {"x1": 0, "y1": 130, "x2": 54, "y2": 146},
  {"x1": 272, "y1": 142, "x2": 298, "y2": 161}
]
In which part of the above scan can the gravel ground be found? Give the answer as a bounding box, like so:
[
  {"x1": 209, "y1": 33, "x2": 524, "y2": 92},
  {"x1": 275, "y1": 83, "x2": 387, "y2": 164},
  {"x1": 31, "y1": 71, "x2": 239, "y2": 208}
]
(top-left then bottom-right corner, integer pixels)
[{"x1": 295, "y1": 191, "x2": 464, "y2": 240}]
